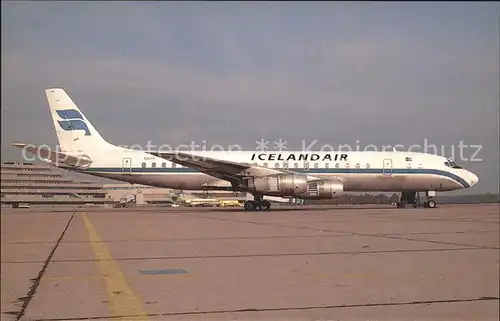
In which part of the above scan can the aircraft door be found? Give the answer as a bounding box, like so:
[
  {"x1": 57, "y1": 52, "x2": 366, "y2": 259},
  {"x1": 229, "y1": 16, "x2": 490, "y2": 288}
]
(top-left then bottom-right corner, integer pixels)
[
  {"x1": 383, "y1": 159, "x2": 392, "y2": 176},
  {"x1": 122, "y1": 157, "x2": 132, "y2": 174}
]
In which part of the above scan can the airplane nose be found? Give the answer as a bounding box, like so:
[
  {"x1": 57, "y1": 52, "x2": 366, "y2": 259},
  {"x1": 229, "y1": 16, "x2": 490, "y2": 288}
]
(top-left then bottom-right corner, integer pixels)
[{"x1": 469, "y1": 172, "x2": 479, "y2": 186}]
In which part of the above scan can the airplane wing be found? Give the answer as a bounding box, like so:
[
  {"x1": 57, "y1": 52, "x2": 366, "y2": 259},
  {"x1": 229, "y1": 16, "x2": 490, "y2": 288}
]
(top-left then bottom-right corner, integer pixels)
[
  {"x1": 149, "y1": 151, "x2": 284, "y2": 184},
  {"x1": 12, "y1": 143, "x2": 93, "y2": 168}
]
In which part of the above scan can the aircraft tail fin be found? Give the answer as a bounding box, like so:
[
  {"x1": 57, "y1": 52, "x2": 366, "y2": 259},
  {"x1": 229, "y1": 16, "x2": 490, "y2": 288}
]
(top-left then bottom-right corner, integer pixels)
[{"x1": 46, "y1": 88, "x2": 111, "y2": 152}]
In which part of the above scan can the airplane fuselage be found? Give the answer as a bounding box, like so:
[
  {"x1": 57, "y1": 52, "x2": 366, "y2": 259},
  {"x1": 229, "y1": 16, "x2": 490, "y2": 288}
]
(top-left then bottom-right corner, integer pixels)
[
  {"x1": 70, "y1": 147, "x2": 477, "y2": 194},
  {"x1": 16, "y1": 88, "x2": 479, "y2": 209}
]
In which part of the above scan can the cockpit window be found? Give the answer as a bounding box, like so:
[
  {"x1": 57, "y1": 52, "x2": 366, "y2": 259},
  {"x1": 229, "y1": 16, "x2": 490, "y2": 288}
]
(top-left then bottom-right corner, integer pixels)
[{"x1": 444, "y1": 160, "x2": 463, "y2": 169}]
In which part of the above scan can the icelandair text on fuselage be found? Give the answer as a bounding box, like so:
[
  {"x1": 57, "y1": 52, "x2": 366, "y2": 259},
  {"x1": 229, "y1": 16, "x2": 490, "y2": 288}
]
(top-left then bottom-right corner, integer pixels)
[{"x1": 251, "y1": 153, "x2": 348, "y2": 162}]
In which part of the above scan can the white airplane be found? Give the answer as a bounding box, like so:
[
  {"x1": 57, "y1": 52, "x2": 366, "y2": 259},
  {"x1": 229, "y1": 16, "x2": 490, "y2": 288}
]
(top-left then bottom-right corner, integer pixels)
[{"x1": 14, "y1": 88, "x2": 479, "y2": 211}]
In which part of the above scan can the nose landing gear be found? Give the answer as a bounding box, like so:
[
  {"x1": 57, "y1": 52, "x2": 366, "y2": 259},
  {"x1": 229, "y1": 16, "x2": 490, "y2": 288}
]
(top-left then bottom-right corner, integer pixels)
[
  {"x1": 425, "y1": 198, "x2": 437, "y2": 208},
  {"x1": 396, "y1": 191, "x2": 437, "y2": 208}
]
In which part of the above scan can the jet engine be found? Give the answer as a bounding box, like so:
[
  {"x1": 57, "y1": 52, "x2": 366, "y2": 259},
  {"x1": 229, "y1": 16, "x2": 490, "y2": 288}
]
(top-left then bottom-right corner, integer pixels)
[
  {"x1": 247, "y1": 174, "x2": 343, "y2": 198},
  {"x1": 248, "y1": 174, "x2": 308, "y2": 196},
  {"x1": 305, "y1": 179, "x2": 344, "y2": 198}
]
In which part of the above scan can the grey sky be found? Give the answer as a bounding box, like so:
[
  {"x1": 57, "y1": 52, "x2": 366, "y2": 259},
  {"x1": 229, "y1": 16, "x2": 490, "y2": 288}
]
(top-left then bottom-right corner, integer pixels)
[{"x1": 1, "y1": 2, "x2": 499, "y2": 194}]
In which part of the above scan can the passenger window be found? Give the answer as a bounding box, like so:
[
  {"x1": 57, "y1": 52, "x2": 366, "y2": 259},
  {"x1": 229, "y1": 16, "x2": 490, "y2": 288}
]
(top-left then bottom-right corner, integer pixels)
[
  {"x1": 325, "y1": 163, "x2": 329, "y2": 168},
  {"x1": 141, "y1": 162, "x2": 146, "y2": 168},
  {"x1": 366, "y1": 163, "x2": 370, "y2": 169},
  {"x1": 274, "y1": 163, "x2": 280, "y2": 168},
  {"x1": 335, "y1": 163, "x2": 340, "y2": 168},
  {"x1": 346, "y1": 163, "x2": 350, "y2": 168},
  {"x1": 294, "y1": 163, "x2": 299, "y2": 168},
  {"x1": 355, "y1": 163, "x2": 360, "y2": 169},
  {"x1": 152, "y1": 162, "x2": 156, "y2": 168},
  {"x1": 172, "y1": 162, "x2": 176, "y2": 168},
  {"x1": 314, "y1": 163, "x2": 319, "y2": 169},
  {"x1": 283, "y1": 162, "x2": 289, "y2": 169},
  {"x1": 263, "y1": 162, "x2": 268, "y2": 167},
  {"x1": 304, "y1": 162, "x2": 309, "y2": 171},
  {"x1": 161, "y1": 162, "x2": 166, "y2": 168}
]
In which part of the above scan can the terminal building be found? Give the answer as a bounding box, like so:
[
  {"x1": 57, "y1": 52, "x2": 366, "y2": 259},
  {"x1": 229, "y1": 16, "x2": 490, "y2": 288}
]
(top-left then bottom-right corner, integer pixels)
[{"x1": 1, "y1": 161, "x2": 108, "y2": 207}]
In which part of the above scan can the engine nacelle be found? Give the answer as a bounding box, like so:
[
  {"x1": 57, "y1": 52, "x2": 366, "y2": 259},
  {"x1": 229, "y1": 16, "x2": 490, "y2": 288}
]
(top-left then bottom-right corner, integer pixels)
[
  {"x1": 247, "y1": 175, "x2": 343, "y2": 199},
  {"x1": 248, "y1": 174, "x2": 308, "y2": 196},
  {"x1": 305, "y1": 179, "x2": 344, "y2": 199}
]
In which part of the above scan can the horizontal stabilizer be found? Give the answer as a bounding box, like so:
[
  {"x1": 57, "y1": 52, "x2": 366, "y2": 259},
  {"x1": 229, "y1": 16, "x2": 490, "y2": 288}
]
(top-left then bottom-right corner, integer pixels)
[{"x1": 12, "y1": 143, "x2": 93, "y2": 168}]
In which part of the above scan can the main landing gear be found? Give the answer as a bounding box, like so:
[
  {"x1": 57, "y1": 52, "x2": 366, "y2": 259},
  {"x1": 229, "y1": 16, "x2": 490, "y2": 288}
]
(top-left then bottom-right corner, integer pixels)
[
  {"x1": 397, "y1": 191, "x2": 437, "y2": 208},
  {"x1": 244, "y1": 194, "x2": 271, "y2": 211}
]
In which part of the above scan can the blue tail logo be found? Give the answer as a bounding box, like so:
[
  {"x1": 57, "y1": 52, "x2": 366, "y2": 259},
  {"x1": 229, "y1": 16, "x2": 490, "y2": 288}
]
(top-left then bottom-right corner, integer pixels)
[{"x1": 56, "y1": 109, "x2": 91, "y2": 136}]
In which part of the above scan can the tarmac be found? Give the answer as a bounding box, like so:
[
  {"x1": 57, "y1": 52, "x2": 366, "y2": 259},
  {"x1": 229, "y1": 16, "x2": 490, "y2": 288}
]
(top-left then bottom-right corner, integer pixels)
[{"x1": 1, "y1": 204, "x2": 499, "y2": 321}]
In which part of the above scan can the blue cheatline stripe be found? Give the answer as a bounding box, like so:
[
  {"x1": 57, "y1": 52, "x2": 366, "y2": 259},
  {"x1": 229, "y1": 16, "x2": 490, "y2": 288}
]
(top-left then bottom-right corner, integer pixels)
[
  {"x1": 85, "y1": 167, "x2": 199, "y2": 173},
  {"x1": 82, "y1": 167, "x2": 470, "y2": 188}
]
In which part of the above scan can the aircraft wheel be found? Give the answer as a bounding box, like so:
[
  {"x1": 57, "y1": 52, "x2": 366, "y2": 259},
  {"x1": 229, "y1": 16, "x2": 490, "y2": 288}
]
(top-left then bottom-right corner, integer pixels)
[
  {"x1": 244, "y1": 200, "x2": 256, "y2": 211},
  {"x1": 426, "y1": 200, "x2": 437, "y2": 208},
  {"x1": 261, "y1": 200, "x2": 271, "y2": 211}
]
